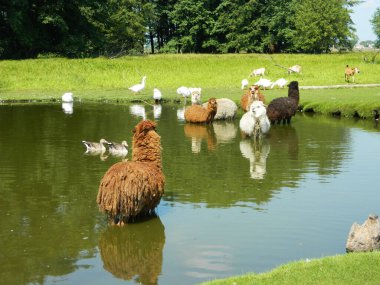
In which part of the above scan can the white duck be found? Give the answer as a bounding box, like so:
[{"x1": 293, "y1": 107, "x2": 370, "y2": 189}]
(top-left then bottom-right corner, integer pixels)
[
  {"x1": 62, "y1": 92, "x2": 74, "y2": 103},
  {"x1": 107, "y1": 140, "x2": 128, "y2": 156},
  {"x1": 271, "y1": 78, "x2": 288, "y2": 89},
  {"x1": 82, "y1": 139, "x2": 108, "y2": 153},
  {"x1": 128, "y1": 76, "x2": 147, "y2": 94},
  {"x1": 153, "y1": 104, "x2": 162, "y2": 119},
  {"x1": 153, "y1": 88, "x2": 162, "y2": 103},
  {"x1": 241, "y1": 79, "x2": 249, "y2": 89},
  {"x1": 254, "y1": 78, "x2": 273, "y2": 90}
]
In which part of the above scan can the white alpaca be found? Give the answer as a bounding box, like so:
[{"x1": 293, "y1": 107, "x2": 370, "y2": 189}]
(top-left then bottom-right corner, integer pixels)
[
  {"x1": 240, "y1": 140, "x2": 270, "y2": 179},
  {"x1": 188, "y1": 88, "x2": 201, "y2": 104},
  {"x1": 189, "y1": 87, "x2": 202, "y2": 104},
  {"x1": 202, "y1": 98, "x2": 237, "y2": 120},
  {"x1": 239, "y1": 100, "x2": 270, "y2": 137}
]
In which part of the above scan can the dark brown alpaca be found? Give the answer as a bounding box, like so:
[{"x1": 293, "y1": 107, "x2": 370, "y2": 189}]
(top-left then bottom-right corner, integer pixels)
[
  {"x1": 184, "y1": 97, "x2": 218, "y2": 124},
  {"x1": 267, "y1": 81, "x2": 299, "y2": 125},
  {"x1": 240, "y1": 85, "x2": 266, "y2": 112},
  {"x1": 97, "y1": 120, "x2": 165, "y2": 224}
]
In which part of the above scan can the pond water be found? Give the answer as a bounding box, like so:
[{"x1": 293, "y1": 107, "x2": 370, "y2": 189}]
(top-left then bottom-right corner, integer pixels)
[{"x1": 0, "y1": 102, "x2": 379, "y2": 285}]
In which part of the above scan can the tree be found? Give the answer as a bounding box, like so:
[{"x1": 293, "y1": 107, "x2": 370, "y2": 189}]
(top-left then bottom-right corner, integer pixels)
[
  {"x1": 371, "y1": 7, "x2": 380, "y2": 47},
  {"x1": 292, "y1": 0, "x2": 359, "y2": 53},
  {"x1": 169, "y1": 0, "x2": 214, "y2": 53}
]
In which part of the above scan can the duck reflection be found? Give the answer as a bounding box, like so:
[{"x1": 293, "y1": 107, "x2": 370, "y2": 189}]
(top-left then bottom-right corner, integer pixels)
[
  {"x1": 153, "y1": 104, "x2": 162, "y2": 119},
  {"x1": 240, "y1": 139, "x2": 270, "y2": 179},
  {"x1": 62, "y1": 102, "x2": 73, "y2": 114},
  {"x1": 129, "y1": 104, "x2": 146, "y2": 120},
  {"x1": 184, "y1": 124, "x2": 217, "y2": 153},
  {"x1": 177, "y1": 106, "x2": 186, "y2": 121},
  {"x1": 83, "y1": 150, "x2": 108, "y2": 161},
  {"x1": 98, "y1": 217, "x2": 165, "y2": 285}
]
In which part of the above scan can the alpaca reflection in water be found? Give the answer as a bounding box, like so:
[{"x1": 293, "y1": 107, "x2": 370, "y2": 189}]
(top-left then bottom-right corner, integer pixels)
[
  {"x1": 98, "y1": 217, "x2": 165, "y2": 285},
  {"x1": 239, "y1": 139, "x2": 270, "y2": 179},
  {"x1": 184, "y1": 121, "x2": 238, "y2": 153}
]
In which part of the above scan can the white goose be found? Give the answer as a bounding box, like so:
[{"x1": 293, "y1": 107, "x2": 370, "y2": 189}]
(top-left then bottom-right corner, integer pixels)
[
  {"x1": 241, "y1": 79, "x2": 249, "y2": 89},
  {"x1": 254, "y1": 78, "x2": 273, "y2": 90},
  {"x1": 82, "y1": 139, "x2": 108, "y2": 153},
  {"x1": 62, "y1": 92, "x2": 74, "y2": 103},
  {"x1": 128, "y1": 76, "x2": 147, "y2": 94},
  {"x1": 271, "y1": 78, "x2": 288, "y2": 89}
]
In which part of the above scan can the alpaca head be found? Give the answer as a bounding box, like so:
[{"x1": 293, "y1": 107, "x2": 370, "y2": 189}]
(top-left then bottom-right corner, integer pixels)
[
  {"x1": 249, "y1": 100, "x2": 267, "y2": 119},
  {"x1": 206, "y1": 97, "x2": 218, "y2": 123},
  {"x1": 132, "y1": 120, "x2": 162, "y2": 166},
  {"x1": 190, "y1": 89, "x2": 201, "y2": 104},
  {"x1": 288, "y1": 81, "x2": 299, "y2": 91}
]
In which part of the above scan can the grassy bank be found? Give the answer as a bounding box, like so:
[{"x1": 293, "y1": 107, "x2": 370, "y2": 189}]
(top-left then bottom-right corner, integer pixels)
[
  {"x1": 1, "y1": 53, "x2": 380, "y2": 118},
  {"x1": 200, "y1": 252, "x2": 380, "y2": 285}
]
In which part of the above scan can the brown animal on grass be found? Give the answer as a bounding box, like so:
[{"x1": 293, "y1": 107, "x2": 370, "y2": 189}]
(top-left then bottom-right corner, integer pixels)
[
  {"x1": 97, "y1": 120, "x2": 165, "y2": 225},
  {"x1": 184, "y1": 97, "x2": 218, "y2": 124},
  {"x1": 266, "y1": 81, "x2": 299, "y2": 125},
  {"x1": 345, "y1": 65, "x2": 360, "y2": 83},
  {"x1": 240, "y1": 85, "x2": 266, "y2": 112}
]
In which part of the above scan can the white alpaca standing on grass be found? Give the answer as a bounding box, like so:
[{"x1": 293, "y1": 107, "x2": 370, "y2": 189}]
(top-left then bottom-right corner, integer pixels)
[{"x1": 239, "y1": 100, "x2": 270, "y2": 137}]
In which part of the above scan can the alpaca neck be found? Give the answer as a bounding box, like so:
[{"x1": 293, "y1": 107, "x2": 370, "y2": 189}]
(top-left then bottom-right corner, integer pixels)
[{"x1": 132, "y1": 140, "x2": 162, "y2": 169}]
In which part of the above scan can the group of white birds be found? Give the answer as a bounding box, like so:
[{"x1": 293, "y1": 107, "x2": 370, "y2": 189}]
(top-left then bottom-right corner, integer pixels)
[{"x1": 241, "y1": 77, "x2": 288, "y2": 90}]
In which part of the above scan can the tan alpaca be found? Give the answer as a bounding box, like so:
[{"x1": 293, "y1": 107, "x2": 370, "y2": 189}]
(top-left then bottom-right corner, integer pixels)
[
  {"x1": 241, "y1": 85, "x2": 266, "y2": 112},
  {"x1": 184, "y1": 97, "x2": 218, "y2": 124},
  {"x1": 97, "y1": 120, "x2": 165, "y2": 224}
]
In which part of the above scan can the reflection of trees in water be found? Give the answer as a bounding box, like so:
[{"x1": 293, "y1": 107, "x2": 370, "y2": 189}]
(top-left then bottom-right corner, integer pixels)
[{"x1": 98, "y1": 217, "x2": 165, "y2": 285}]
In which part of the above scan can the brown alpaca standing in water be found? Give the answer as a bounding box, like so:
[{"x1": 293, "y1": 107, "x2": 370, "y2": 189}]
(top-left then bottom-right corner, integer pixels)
[
  {"x1": 240, "y1": 85, "x2": 266, "y2": 112},
  {"x1": 184, "y1": 97, "x2": 218, "y2": 124},
  {"x1": 97, "y1": 120, "x2": 165, "y2": 225}
]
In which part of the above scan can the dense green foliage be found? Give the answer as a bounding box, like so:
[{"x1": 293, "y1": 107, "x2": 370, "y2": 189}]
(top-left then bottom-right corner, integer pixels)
[
  {"x1": 1, "y1": 0, "x2": 362, "y2": 58},
  {"x1": 371, "y1": 7, "x2": 380, "y2": 46},
  {"x1": 200, "y1": 252, "x2": 380, "y2": 285}
]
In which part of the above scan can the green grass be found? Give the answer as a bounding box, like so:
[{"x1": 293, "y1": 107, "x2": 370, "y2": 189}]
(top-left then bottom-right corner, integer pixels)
[
  {"x1": 1, "y1": 53, "x2": 380, "y2": 118},
  {"x1": 200, "y1": 252, "x2": 380, "y2": 285}
]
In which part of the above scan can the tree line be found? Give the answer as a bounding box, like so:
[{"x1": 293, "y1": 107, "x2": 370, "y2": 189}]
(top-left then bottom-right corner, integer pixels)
[{"x1": 1, "y1": 0, "x2": 378, "y2": 59}]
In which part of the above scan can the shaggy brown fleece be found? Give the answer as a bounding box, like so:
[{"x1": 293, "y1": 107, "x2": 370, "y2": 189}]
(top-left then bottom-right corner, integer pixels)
[
  {"x1": 184, "y1": 97, "x2": 218, "y2": 124},
  {"x1": 240, "y1": 85, "x2": 266, "y2": 112},
  {"x1": 97, "y1": 120, "x2": 165, "y2": 224}
]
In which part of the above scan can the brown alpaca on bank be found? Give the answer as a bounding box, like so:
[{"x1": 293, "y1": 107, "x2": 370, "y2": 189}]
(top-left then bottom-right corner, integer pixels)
[
  {"x1": 184, "y1": 97, "x2": 218, "y2": 124},
  {"x1": 97, "y1": 120, "x2": 165, "y2": 225},
  {"x1": 241, "y1": 85, "x2": 265, "y2": 112}
]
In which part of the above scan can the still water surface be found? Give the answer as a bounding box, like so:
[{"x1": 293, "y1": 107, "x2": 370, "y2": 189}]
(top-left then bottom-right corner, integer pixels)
[{"x1": 0, "y1": 102, "x2": 379, "y2": 285}]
